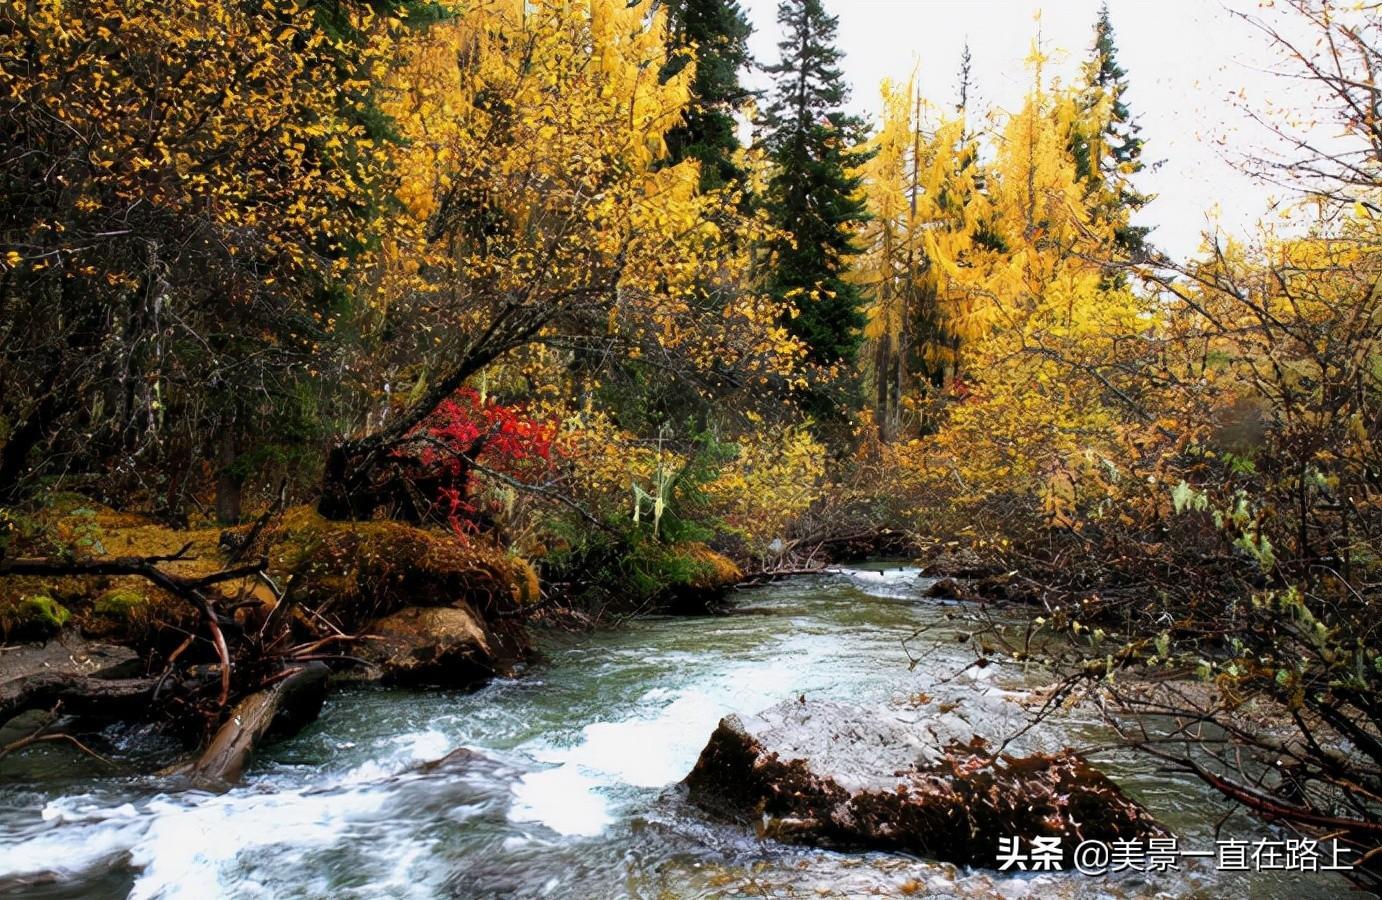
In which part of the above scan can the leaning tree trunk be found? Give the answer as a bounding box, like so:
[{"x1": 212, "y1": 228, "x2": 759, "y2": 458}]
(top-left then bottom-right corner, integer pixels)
[
  {"x1": 169, "y1": 662, "x2": 328, "y2": 787},
  {"x1": 318, "y1": 342, "x2": 512, "y2": 521}
]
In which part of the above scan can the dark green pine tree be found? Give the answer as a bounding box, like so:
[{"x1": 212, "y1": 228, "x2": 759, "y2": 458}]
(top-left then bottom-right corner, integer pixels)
[
  {"x1": 1072, "y1": 2, "x2": 1151, "y2": 258},
  {"x1": 659, "y1": 0, "x2": 754, "y2": 192},
  {"x1": 760, "y1": 0, "x2": 870, "y2": 368}
]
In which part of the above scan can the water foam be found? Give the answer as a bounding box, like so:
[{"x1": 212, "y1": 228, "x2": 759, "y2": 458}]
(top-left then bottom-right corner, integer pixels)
[
  {"x1": 835, "y1": 565, "x2": 931, "y2": 599},
  {"x1": 505, "y1": 634, "x2": 825, "y2": 839}
]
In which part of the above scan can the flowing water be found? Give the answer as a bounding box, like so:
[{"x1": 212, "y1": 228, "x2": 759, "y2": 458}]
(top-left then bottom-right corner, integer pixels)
[{"x1": 0, "y1": 566, "x2": 1345, "y2": 898}]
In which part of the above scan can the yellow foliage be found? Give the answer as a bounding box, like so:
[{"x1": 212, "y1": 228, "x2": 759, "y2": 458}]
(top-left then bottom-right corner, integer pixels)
[
  {"x1": 705, "y1": 424, "x2": 826, "y2": 545},
  {"x1": 676, "y1": 542, "x2": 743, "y2": 590},
  {"x1": 370, "y1": 0, "x2": 802, "y2": 384},
  {"x1": 1, "y1": 0, "x2": 400, "y2": 289},
  {"x1": 863, "y1": 50, "x2": 1154, "y2": 527}
]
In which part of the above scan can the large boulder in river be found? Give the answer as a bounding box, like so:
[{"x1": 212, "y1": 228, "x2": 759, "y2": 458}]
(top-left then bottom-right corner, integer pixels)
[{"x1": 683, "y1": 698, "x2": 1160, "y2": 868}]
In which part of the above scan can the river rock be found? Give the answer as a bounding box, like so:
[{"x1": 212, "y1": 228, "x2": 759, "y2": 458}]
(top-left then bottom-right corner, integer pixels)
[
  {"x1": 683, "y1": 698, "x2": 1160, "y2": 868},
  {"x1": 359, "y1": 603, "x2": 510, "y2": 687}
]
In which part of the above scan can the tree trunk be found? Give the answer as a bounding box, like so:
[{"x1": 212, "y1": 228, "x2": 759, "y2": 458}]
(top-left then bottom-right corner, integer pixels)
[
  {"x1": 169, "y1": 662, "x2": 328, "y2": 786},
  {"x1": 892, "y1": 330, "x2": 906, "y2": 439},
  {"x1": 215, "y1": 427, "x2": 244, "y2": 526},
  {"x1": 318, "y1": 348, "x2": 501, "y2": 520},
  {"x1": 1, "y1": 670, "x2": 160, "y2": 723},
  {"x1": 874, "y1": 334, "x2": 894, "y2": 443},
  {"x1": 0, "y1": 388, "x2": 62, "y2": 503}
]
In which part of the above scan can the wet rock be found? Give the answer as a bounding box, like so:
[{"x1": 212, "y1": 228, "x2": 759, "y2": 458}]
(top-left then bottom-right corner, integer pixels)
[
  {"x1": 923, "y1": 573, "x2": 1038, "y2": 605},
  {"x1": 0, "y1": 635, "x2": 155, "y2": 722},
  {"x1": 0, "y1": 708, "x2": 60, "y2": 755},
  {"x1": 416, "y1": 746, "x2": 490, "y2": 774},
  {"x1": 683, "y1": 698, "x2": 1159, "y2": 868},
  {"x1": 925, "y1": 577, "x2": 976, "y2": 601},
  {"x1": 359, "y1": 603, "x2": 515, "y2": 688}
]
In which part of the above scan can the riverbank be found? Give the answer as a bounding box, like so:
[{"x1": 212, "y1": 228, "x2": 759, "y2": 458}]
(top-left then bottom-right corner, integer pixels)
[{"x1": 0, "y1": 499, "x2": 748, "y2": 777}]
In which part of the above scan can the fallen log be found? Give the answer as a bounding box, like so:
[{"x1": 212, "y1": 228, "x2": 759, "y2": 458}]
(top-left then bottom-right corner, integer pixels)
[
  {"x1": 0, "y1": 671, "x2": 160, "y2": 722},
  {"x1": 0, "y1": 639, "x2": 155, "y2": 721},
  {"x1": 168, "y1": 661, "x2": 328, "y2": 786}
]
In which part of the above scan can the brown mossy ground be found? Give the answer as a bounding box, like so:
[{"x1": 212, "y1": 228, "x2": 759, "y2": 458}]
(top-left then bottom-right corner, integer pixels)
[
  {"x1": 2, "y1": 502, "x2": 540, "y2": 654},
  {"x1": 252, "y1": 507, "x2": 539, "y2": 634},
  {"x1": 0, "y1": 499, "x2": 220, "y2": 647},
  {"x1": 2, "y1": 499, "x2": 541, "y2": 772}
]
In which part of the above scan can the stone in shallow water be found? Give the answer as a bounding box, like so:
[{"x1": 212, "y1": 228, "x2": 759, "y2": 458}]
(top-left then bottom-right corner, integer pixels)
[
  {"x1": 360, "y1": 604, "x2": 503, "y2": 687},
  {"x1": 683, "y1": 698, "x2": 1160, "y2": 868}
]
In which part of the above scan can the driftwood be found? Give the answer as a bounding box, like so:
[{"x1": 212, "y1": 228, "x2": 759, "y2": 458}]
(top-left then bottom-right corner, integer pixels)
[
  {"x1": 0, "y1": 706, "x2": 113, "y2": 766},
  {"x1": 168, "y1": 662, "x2": 328, "y2": 786},
  {"x1": 734, "y1": 565, "x2": 834, "y2": 588}
]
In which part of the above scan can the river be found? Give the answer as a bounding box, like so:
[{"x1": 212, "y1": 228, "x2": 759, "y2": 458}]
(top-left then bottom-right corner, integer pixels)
[{"x1": 0, "y1": 565, "x2": 1344, "y2": 898}]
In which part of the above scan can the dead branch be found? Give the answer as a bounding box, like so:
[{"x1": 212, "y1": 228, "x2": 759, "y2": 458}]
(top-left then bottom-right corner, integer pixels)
[{"x1": 0, "y1": 551, "x2": 269, "y2": 710}]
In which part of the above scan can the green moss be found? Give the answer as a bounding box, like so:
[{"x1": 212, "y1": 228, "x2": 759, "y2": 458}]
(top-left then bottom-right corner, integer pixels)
[
  {"x1": 617, "y1": 540, "x2": 740, "y2": 600},
  {"x1": 80, "y1": 586, "x2": 162, "y2": 642},
  {"x1": 93, "y1": 587, "x2": 149, "y2": 618},
  {"x1": 0, "y1": 594, "x2": 71, "y2": 641}
]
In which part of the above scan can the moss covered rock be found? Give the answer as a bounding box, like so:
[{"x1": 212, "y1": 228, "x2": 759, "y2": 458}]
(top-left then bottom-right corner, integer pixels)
[
  {"x1": 245, "y1": 508, "x2": 536, "y2": 677},
  {"x1": 78, "y1": 586, "x2": 159, "y2": 642},
  {"x1": 268, "y1": 510, "x2": 537, "y2": 633},
  {"x1": 678, "y1": 543, "x2": 743, "y2": 591},
  {"x1": 0, "y1": 594, "x2": 71, "y2": 641},
  {"x1": 659, "y1": 542, "x2": 742, "y2": 614}
]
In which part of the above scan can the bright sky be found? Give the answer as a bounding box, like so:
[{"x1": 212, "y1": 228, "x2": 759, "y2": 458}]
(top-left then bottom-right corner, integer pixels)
[{"x1": 739, "y1": 0, "x2": 1310, "y2": 263}]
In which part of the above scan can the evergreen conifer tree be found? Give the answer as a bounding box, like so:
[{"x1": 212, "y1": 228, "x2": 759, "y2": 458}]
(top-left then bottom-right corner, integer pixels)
[
  {"x1": 1071, "y1": 3, "x2": 1151, "y2": 258},
  {"x1": 760, "y1": 0, "x2": 870, "y2": 368},
  {"x1": 660, "y1": 0, "x2": 754, "y2": 191}
]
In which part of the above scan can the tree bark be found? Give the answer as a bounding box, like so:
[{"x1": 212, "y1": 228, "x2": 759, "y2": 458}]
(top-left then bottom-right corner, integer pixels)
[
  {"x1": 0, "y1": 671, "x2": 161, "y2": 723},
  {"x1": 215, "y1": 427, "x2": 244, "y2": 526},
  {"x1": 874, "y1": 334, "x2": 894, "y2": 443},
  {"x1": 168, "y1": 662, "x2": 328, "y2": 786},
  {"x1": 0, "y1": 387, "x2": 62, "y2": 502}
]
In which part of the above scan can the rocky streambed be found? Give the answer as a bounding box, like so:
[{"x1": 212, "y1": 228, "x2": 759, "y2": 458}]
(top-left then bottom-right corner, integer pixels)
[{"x1": 0, "y1": 565, "x2": 1345, "y2": 898}]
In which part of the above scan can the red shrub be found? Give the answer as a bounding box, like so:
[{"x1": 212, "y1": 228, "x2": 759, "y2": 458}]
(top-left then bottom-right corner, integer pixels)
[{"x1": 395, "y1": 388, "x2": 559, "y2": 532}]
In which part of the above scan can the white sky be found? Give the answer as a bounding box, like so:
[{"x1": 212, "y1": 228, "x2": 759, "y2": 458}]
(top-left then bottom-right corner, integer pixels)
[{"x1": 740, "y1": 0, "x2": 1312, "y2": 263}]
